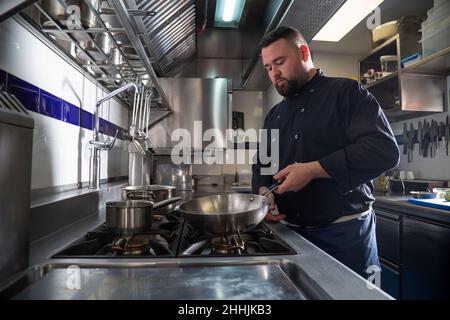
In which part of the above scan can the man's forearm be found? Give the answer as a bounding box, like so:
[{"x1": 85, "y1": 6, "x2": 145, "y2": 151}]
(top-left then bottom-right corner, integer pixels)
[{"x1": 309, "y1": 161, "x2": 331, "y2": 179}]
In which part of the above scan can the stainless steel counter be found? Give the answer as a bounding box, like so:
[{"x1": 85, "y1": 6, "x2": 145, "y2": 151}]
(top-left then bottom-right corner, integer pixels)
[
  {"x1": 374, "y1": 192, "x2": 450, "y2": 225},
  {"x1": 1, "y1": 185, "x2": 393, "y2": 300}
]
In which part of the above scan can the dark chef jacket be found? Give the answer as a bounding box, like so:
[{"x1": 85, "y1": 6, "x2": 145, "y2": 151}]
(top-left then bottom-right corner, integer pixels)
[{"x1": 252, "y1": 70, "x2": 400, "y2": 227}]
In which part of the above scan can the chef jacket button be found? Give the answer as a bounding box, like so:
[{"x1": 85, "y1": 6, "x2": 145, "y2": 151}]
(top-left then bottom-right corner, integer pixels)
[
  {"x1": 300, "y1": 108, "x2": 305, "y2": 112},
  {"x1": 310, "y1": 89, "x2": 315, "y2": 93},
  {"x1": 276, "y1": 115, "x2": 280, "y2": 119},
  {"x1": 294, "y1": 134, "x2": 299, "y2": 140}
]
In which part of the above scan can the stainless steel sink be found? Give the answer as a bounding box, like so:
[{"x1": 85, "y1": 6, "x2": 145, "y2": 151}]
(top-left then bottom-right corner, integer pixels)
[{"x1": 1, "y1": 260, "x2": 330, "y2": 300}]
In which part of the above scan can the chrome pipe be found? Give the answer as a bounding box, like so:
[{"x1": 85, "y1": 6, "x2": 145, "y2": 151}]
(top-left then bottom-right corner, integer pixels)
[
  {"x1": 93, "y1": 82, "x2": 139, "y2": 141},
  {"x1": 89, "y1": 82, "x2": 139, "y2": 189}
]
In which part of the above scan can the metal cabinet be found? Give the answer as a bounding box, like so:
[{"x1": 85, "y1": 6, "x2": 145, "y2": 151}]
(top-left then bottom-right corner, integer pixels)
[
  {"x1": 379, "y1": 258, "x2": 400, "y2": 299},
  {"x1": 376, "y1": 203, "x2": 450, "y2": 300},
  {"x1": 374, "y1": 209, "x2": 401, "y2": 299},
  {"x1": 0, "y1": 92, "x2": 34, "y2": 283},
  {"x1": 402, "y1": 217, "x2": 450, "y2": 299},
  {"x1": 375, "y1": 210, "x2": 401, "y2": 265}
]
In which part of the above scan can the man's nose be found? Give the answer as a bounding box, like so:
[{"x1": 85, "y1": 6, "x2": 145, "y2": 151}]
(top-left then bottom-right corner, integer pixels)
[{"x1": 270, "y1": 66, "x2": 281, "y2": 78}]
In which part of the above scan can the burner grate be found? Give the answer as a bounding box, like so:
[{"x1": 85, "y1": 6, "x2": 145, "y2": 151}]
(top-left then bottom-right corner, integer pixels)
[
  {"x1": 51, "y1": 211, "x2": 184, "y2": 258},
  {"x1": 178, "y1": 223, "x2": 297, "y2": 257}
]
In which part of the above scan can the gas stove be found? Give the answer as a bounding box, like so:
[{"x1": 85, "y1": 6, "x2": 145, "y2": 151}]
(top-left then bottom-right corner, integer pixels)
[
  {"x1": 52, "y1": 211, "x2": 183, "y2": 258},
  {"x1": 52, "y1": 210, "x2": 296, "y2": 258},
  {"x1": 178, "y1": 222, "x2": 297, "y2": 256}
]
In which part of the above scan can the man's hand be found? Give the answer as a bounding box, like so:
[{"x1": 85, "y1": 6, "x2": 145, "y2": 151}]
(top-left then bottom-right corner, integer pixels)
[
  {"x1": 274, "y1": 161, "x2": 330, "y2": 194},
  {"x1": 258, "y1": 186, "x2": 286, "y2": 221}
]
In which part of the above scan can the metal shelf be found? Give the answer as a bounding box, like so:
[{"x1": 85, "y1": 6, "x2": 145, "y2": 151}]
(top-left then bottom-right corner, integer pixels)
[
  {"x1": 402, "y1": 47, "x2": 450, "y2": 76},
  {"x1": 365, "y1": 71, "x2": 399, "y2": 89},
  {"x1": 18, "y1": 0, "x2": 174, "y2": 115},
  {"x1": 359, "y1": 30, "x2": 446, "y2": 123},
  {"x1": 360, "y1": 35, "x2": 399, "y2": 64}
]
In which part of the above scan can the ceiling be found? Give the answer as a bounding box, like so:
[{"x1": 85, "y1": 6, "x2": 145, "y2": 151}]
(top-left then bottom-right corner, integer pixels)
[
  {"x1": 173, "y1": 0, "x2": 346, "y2": 91},
  {"x1": 172, "y1": 0, "x2": 434, "y2": 91},
  {"x1": 309, "y1": 0, "x2": 434, "y2": 55}
]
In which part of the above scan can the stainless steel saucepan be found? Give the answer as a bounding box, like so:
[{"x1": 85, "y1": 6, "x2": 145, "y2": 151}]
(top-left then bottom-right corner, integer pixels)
[
  {"x1": 106, "y1": 197, "x2": 182, "y2": 234},
  {"x1": 176, "y1": 183, "x2": 280, "y2": 236},
  {"x1": 121, "y1": 185, "x2": 177, "y2": 213}
]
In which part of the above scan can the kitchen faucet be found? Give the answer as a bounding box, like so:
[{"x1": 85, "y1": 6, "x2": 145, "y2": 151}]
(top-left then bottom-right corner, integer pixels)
[{"x1": 89, "y1": 82, "x2": 140, "y2": 189}]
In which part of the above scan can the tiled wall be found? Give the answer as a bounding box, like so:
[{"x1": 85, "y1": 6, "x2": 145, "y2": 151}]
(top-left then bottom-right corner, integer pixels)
[
  {"x1": 0, "y1": 19, "x2": 129, "y2": 190},
  {"x1": 1, "y1": 70, "x2": 128, "y2": 139}
]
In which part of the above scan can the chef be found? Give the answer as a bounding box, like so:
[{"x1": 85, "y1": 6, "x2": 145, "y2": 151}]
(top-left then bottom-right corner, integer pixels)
[{"x1": 252, "y1": 26, "x2": 400, "y2": 279}]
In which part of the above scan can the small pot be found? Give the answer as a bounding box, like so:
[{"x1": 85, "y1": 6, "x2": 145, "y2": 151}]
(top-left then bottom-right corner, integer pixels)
[
  {"x1": 106, "y1": 197, "x2": 181, "y2": 234},
  {"x1": 121, "y1": 185, "x2": 177, "y2": 213}
]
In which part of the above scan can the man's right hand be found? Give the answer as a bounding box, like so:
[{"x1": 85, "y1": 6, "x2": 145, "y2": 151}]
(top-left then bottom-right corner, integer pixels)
[{"x1": 258, "y1": 186, "x2": 286, "y2": 222}]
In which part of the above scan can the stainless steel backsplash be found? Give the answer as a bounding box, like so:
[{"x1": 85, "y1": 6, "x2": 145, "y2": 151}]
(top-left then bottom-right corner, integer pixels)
[{"x1": 149, "y1": 78, "x2": 229, "y2": 149}]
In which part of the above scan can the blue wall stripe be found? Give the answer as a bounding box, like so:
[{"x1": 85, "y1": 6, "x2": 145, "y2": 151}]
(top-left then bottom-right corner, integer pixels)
[
  {"x1": 8, "y1": 73, "x2": 40, "y2": 93},
  {"x1": 9, "y1": 84, "x2": 40, "y2": 113},
  {"x1": 40, "y1": 89, "x2": 63, "y2": 121},
  {"x1": 62, "y1": 101, "x2": 80, "y2": 126},
  {"x1": 2, "y1": 69, "x2": 128, "y2": 140},
  {"x1": 80, "y1": 108, "x2": 93, "y2": 130}
]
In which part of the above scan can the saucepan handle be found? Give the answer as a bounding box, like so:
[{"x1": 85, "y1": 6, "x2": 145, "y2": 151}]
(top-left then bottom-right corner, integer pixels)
[{"x1": 153, "y1": 197, "x2": 183, "y2": 210}]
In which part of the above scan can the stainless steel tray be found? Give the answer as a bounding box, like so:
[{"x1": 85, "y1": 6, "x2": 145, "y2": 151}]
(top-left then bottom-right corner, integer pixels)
[{"x1": 1, "y1": 260, "x2": 328, "y2": 300}]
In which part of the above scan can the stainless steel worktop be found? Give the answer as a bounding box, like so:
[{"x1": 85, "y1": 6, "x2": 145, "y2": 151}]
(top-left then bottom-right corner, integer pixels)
[
  {"x1": 374, "y1": 192, "x2": 450, "y2": 225},
  {"x1": 1, "y1": 185, "x2": 393, "y2": 300}
]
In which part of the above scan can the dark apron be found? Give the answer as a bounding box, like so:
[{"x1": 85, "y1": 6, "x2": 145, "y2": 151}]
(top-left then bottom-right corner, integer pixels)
[{"x1": 289, "y1": 209, "x2": 380, "y2": 279}]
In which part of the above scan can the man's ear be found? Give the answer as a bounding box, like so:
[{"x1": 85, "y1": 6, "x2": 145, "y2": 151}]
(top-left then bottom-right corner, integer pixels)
[{"x1": 299, "y1": 45, "x2": 310, "y2": 62}]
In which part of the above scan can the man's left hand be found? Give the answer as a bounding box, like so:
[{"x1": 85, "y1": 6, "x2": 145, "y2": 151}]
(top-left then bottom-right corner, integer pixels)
[{"x1": 273, "y1": 161, "x2": 330, "y2": 194}]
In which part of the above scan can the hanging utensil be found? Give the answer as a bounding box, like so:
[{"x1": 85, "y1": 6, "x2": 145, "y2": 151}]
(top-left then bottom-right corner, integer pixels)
[
  {"x1": 408, "y1": 123, "x2": 414, "y2": 163},
  {"x1": 129, "y1": 85, "x2": 140, "y2": 137},
  {"x1": 425, "y1": 120, "x2": 430, "y2": 157},
  {"x1": 445, "y1": 115, "x2": 449, "y2": 156},
  {"x1": 402, "y1": 122, "x2": 408, "y2": 155},
  {"x1": 418, "y1": 121, "x2": 422, "y2": 156},
  {"x1": 432, "y1": 120, "x2": 438, "y2": 157},
  {"x1": 130, "y1": 86, "x2": 148, "y2": 157}
]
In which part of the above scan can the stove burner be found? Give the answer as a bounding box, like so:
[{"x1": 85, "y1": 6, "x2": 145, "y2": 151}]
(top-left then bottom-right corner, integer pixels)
[
  {"x1": 112, "y1": 235, "x2": 146, "y2": 255},
  {"x1": 52, "y1": 211, "x2": 183, "y2": 258},
  {"x1": 112, "y1": 234, "x2": 170, "y2": 256},
  {"x1": 179, "y1": 223, "x2": 297, "y2": 256},
  {"x1": 210, "y1": 234, "x2": 245, "y2": 255}
]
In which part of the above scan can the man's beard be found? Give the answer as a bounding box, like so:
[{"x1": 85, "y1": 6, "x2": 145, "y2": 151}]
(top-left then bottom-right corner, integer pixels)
[{"x1": 275, "y1": 76, "x2": 308, "y2": 97}]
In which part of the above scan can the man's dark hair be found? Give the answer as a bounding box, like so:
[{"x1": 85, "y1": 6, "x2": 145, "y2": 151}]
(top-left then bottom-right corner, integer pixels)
[{"x1": 259, "y1": 26, "x2": 307, "y2": 50}]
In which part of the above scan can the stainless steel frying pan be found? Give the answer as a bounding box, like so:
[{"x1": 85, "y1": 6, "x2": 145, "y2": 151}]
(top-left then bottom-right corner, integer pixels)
[{"x1": 177, "y1": 183, "x2": 279, "y2": 236}]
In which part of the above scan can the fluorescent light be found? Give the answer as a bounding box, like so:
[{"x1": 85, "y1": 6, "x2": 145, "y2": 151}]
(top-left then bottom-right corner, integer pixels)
[
  {"x1": 313, "y1": 0, "x2": 384, "y2": 42},
  {"x1": 215, "y1": 0, "x2": 246, "y2": 28},
  {"x1": 222, "y1": 0, "x2": 238, "y2": 21}
]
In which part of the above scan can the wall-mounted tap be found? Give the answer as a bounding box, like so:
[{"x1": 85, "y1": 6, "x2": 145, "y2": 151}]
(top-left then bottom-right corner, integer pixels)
[{"x1": 89, "y1": 82, "x2": 140, "y2": 189}]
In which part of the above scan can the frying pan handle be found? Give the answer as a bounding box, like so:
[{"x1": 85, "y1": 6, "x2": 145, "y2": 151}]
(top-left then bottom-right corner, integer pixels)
[
  {"x1": 152, "y1": 197, "x2": 182, "y2": 210},
  {"x1": 263, "y1": 182, "x2": 281, "y2": 197}
]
